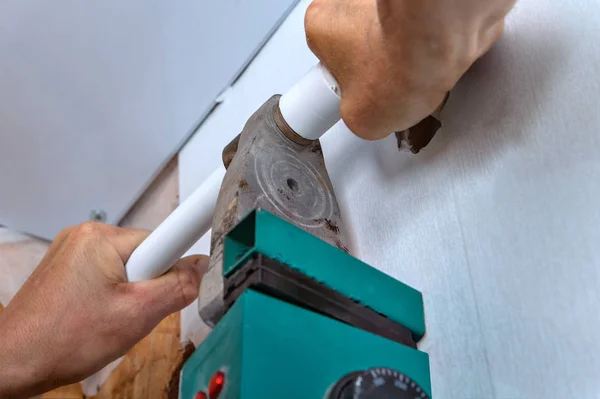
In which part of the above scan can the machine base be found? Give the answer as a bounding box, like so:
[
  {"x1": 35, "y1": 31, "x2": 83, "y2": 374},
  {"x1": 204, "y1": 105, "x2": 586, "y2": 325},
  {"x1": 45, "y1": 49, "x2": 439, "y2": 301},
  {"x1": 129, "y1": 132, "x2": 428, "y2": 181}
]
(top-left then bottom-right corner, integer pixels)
[{"x1": 180, "y1": 289, "x2": 431, "y2": 399}]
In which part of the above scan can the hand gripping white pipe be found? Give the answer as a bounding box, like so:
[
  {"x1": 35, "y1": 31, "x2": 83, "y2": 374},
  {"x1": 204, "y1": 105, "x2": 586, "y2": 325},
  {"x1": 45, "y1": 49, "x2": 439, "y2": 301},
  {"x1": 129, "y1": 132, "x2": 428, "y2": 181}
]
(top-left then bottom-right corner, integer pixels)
[{"x1": 125, "y1": 63, "x2": 341, "y2": 281}]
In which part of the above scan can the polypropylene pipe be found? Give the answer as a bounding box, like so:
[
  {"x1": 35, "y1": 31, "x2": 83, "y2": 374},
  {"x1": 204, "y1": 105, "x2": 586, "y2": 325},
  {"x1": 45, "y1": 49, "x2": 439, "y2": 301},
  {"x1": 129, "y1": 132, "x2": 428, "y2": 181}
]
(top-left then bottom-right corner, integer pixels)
[
  {"x1": 125, "y1": 63, "x2": 340, "y2": 281},
  {"x1": 125, "y1": 165, "x2": 226, "y2": 282},
  {"x1": 279, "y1": 63, "x2": 342, "y2": 140}
]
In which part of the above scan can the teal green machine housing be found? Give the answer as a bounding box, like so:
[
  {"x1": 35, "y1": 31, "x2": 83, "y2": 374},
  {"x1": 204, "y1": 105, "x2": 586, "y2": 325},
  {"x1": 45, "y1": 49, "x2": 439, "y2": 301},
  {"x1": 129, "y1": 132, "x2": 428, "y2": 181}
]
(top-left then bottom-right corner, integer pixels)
[{"x1": 180, "y1": 210, "x2": 431, "y2": 399}]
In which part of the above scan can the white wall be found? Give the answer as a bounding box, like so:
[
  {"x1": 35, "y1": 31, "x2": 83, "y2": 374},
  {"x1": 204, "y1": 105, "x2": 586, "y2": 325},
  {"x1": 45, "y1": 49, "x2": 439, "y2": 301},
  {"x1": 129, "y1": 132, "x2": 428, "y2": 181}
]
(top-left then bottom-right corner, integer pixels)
[
  {"x1": 0, "y1": 0, "x2": 297, "y2": 239},
  {"x1": 180, "y1": 0, "x2": 600, "y2": 397}
]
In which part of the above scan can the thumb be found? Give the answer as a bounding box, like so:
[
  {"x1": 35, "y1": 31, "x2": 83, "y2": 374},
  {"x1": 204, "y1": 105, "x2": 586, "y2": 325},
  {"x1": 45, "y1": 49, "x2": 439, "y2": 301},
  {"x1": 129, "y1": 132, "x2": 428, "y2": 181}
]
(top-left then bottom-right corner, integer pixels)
[{"x1": 130, "y1": 255, "x2": 209, "y2": 324}]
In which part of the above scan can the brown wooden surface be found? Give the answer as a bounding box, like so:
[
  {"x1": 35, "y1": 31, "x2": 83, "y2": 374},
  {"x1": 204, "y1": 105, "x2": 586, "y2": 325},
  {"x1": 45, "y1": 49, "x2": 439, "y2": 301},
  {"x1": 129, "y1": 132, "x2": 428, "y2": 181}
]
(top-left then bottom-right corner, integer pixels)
[
  {"x1": 42, "y1": 384, "x2": 84, "y2": 399},
  {"x1": 94, "y1": 312, "x2": 182, "y2": 399},
  {"x1": 1, "y1": 158, "x2": 183, "y2": 399}
]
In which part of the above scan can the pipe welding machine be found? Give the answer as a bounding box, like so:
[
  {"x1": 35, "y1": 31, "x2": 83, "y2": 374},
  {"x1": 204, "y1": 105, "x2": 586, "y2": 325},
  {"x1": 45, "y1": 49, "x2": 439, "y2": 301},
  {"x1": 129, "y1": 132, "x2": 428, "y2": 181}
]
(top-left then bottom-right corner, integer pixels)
[{"x1": 126, "y1": 65, "x2": 432, "y2": 399}]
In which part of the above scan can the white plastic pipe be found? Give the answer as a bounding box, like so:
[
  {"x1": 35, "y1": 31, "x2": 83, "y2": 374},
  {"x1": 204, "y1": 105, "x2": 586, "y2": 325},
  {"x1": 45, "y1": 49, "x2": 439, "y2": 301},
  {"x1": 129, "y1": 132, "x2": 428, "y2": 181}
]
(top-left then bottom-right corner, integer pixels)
[
  {"x1": 125, "y1": 165, "x2": 226, "y2": 282},
  {"x1": 125, "y1": 63, "x2": 340, "y2": 281},
  {"x1": 279, "y1": 63, "x2": 341, "y2": 140}
]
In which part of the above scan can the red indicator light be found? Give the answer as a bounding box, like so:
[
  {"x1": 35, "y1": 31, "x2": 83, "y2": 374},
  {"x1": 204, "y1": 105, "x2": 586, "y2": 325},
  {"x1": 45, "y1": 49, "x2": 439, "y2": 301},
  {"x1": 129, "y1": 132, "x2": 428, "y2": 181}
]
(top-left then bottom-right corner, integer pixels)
[
  {"x1": 208, "y1": 370, "x2": 226, "y2": 398},
  {"x1": 194, "y1": 391, "x2": 208, "y2": 399}
]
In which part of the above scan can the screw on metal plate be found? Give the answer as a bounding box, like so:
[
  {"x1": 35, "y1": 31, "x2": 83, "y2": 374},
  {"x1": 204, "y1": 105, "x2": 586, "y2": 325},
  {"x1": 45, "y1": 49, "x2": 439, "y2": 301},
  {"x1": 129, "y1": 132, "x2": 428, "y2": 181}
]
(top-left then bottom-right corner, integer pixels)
[{"x1": 90, "y1": 210, "x2": 107, "y2": 223}]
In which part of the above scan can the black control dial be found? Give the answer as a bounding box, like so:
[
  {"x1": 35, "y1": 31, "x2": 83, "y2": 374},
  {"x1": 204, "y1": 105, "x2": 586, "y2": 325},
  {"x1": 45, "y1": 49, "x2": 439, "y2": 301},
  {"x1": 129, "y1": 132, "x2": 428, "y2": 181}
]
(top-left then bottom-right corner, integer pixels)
[
  {"x1": 354, "y1": 368, "x2": 429, "y2": 399},
  {"x1": 329, "y1": 368, "x2": 429, "y2": 399}
]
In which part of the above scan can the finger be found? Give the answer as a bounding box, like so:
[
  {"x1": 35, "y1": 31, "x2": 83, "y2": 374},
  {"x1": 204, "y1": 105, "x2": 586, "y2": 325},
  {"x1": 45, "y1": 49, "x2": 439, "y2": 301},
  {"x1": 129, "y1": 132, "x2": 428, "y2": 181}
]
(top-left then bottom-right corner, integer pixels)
[
  {"x1": 128, "y1": 255, "x2": 209, "y2": 324},
  {"x1": 103, "y1": 227, "x2": 151, "y2": 263},
  {"x1": 62, "y1": 222, "x2": 150, "y2": 264}
]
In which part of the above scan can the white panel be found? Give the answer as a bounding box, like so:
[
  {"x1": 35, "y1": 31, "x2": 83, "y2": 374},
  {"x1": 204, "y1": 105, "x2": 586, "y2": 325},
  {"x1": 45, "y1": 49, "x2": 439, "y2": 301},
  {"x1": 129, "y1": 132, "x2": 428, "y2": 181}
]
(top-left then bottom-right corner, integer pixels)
[
  {"x1": 436, "y1": 1, "x2": 600, "y2": 396},
  {"x1": 180, "y1": 0, "x2": 600, "y2": 397},
  {"x1": 0, "y1": 0, "x2": 297, "y2": 239}
]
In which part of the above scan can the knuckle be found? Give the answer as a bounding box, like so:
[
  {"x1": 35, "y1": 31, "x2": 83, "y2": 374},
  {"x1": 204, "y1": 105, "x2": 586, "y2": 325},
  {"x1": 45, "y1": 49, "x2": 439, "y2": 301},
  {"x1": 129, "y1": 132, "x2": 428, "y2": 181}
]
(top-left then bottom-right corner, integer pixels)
[
  {"x1": 305, "y1": 0, "x2": 324, "y2": 24},
  {"x1": 341, "y1": 99, "x2": 378, "y2": 140},
  {"x1": 304, "y1": 1, "x2": 328, "y2": 45},
  {"x1": 345, "y1": 119, "x2": 378, "y2": 140},
  {"x1": 342, "y1": 102, "x2": 400, "y2": 141},
  {"x1": 73, "y1": 221, "x2": 110, "y2": 238},
  {"x1": 77, "y1": 221, "x2": 101, "y2": 235}
]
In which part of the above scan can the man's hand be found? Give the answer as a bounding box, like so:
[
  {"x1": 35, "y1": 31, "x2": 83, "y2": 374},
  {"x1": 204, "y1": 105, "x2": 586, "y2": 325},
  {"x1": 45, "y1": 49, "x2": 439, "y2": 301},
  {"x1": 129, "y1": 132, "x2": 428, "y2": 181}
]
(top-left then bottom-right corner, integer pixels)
[
  {"x1": 306, "y1": 0, "x2": 516, "y2": 140},
  {"x1": 0, "y1": 222, "x2": 208, "y2": 398}
]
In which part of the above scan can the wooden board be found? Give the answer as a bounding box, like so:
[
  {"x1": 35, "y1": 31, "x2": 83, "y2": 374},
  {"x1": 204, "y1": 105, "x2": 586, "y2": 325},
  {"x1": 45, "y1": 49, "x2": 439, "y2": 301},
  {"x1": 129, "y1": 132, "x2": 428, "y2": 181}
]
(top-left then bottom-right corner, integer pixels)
[
  {"x1": 42, "y1": 383, "x2": 84, "y2": 399},
  {"x1": 94, "y1": 312, "x2": 182, "y2": 399}
]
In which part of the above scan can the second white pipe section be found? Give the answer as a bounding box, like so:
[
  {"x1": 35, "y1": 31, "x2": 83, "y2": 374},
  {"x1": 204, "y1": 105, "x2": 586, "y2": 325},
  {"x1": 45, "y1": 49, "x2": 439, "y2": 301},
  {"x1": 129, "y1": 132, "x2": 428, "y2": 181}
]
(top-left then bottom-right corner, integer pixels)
[
  {"x1": 125, "y1": 165, "x2": 226, "y2": 282},
  {"x1": 125, "y1": 64, "x2": 341, "y2": 281},
  {"x1": 279, "y1": 63, "x2": 341, "y2": 140}
]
